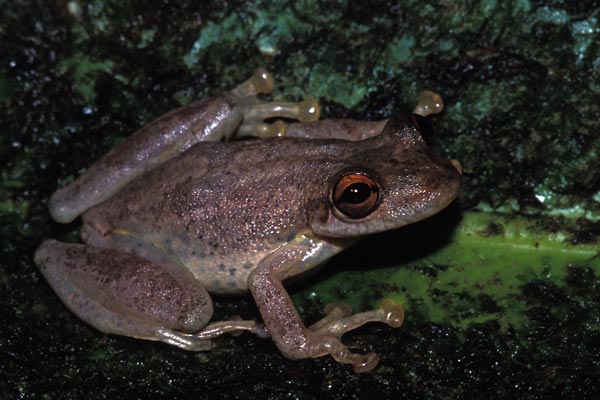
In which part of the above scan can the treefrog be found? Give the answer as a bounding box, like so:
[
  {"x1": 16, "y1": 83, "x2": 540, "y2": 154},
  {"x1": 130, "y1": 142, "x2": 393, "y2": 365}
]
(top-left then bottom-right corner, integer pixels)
[{"x1": 34, "y1": 69, "x2": 461, "y2": 372}]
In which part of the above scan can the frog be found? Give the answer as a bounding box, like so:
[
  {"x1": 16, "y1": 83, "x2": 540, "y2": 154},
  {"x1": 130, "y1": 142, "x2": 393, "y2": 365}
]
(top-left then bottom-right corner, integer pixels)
[{"x1": 34, "y1": 69, "x2": 462, "y2": 372}]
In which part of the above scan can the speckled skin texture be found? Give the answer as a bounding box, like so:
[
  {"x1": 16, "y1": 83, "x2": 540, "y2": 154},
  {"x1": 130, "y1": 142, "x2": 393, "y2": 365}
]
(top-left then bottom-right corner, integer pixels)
[
  {"x1": 34, "y1": 73, "x2": 461, "y2": 371},
  {"x1": 82, "y1": 119, "x2": 459, "y2": 295},
  {"x1": 48, "y1": 96, "x2": 242, "y2": 224},
  {"x1": 35, "y1": 240, "x2": 212, "y2": 338}
]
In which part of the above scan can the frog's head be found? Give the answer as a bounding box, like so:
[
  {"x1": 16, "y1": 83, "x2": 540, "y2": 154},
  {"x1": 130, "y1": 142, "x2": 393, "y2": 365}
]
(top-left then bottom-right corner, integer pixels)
[{"x1": 310, "y1": 113, "x2": 462, "y2": 238}]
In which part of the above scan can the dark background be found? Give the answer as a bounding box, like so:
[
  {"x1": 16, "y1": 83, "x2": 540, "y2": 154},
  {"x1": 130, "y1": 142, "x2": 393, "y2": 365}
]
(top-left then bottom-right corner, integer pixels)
[{"x1": 1, "y1": 1, "x2": 599, "y2": 398}]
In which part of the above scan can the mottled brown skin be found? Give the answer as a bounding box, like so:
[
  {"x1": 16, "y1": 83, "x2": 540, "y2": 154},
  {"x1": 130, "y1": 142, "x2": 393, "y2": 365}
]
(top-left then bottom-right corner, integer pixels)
[
  {"x1": 48, "y1": 96, "x2": 243, "y2": 224},
  {"x1": 34, "y1": 70, "x2": 461, "y2": 372}
]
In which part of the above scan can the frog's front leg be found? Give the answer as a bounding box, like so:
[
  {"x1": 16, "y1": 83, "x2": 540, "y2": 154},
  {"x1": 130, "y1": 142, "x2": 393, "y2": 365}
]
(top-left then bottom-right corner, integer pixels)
[
  {"x1": 308, "y1": 299, "x2": 404, "y2": 336},
  {"x1": 248, "y1": 233, "x2": 402, "y2": 372},
  {"x1": 49, "y1": 69, "x2": 318, "y2": 224}
]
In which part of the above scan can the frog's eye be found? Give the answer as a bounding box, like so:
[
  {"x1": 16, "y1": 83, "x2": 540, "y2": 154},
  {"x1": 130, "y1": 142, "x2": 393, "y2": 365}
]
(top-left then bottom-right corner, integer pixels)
[{"x1": 332, "y1": 172, "x2": 380, "y2": 219}]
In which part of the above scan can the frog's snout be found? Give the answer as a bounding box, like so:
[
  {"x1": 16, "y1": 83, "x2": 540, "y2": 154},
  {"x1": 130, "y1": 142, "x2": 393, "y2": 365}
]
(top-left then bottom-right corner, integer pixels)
[{"x1": 450, "y1": 159, "x2": 462, "y2": 175}]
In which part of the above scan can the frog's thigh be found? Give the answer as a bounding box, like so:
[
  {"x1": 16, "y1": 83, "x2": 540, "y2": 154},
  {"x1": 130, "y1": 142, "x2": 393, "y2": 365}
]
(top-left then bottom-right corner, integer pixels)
[
  {"x1": 49, "y1": 97, "x2": 241, "y2": 224},
  {"x1": 34, "y1": 240, "x2": 214, "y2": 349},
  {"x1": 49, "y1": 69, "x2": 276, "y2": 224}
]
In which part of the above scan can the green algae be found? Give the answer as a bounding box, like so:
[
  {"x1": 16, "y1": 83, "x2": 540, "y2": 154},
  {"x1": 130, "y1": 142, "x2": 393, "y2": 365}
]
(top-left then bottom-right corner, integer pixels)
[
  {"x1": 297, "y1": 211, "x2": 600, "y2": 330},
  {"x1": 533, "y1": 6, "x2": 570, "y2": 26},
  {"x1": 384, "y1": 35, "x2": 416, "y2": 66},
  {"x1": 184, "y1": 15, "x2": 247, "y2": 68},
  {"x1": 57, "y1": 55, "x2": 116, "y2": 104},
  {"x1": 183, "y1": 2, "x2": 316, "y2": 67},
  {"x1": 305, "y1": 64, "x2": 368, "y2": 108}
]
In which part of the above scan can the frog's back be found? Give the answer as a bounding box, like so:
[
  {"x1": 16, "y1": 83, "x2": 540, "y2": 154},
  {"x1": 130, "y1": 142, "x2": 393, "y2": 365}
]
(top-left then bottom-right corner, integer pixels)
[{"x1": 82, "y1": 137, "x2": 363, "y2": 292}]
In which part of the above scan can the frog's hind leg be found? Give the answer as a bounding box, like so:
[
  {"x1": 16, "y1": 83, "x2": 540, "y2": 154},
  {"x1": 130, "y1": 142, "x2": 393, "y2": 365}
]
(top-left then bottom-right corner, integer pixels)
[
  {"x1": 285, "y1": 119, "x2": 388, "y2": 141},
  {"x1": 229, "y1": 70, "x2": 321, "y2": 138},
  {"x1": 238, "y1": 107, "x2": 388, "y2": 141},
  {"x1": 230, "y1": 68, "x2": 319, "y2": 123},
  {"x1": 34, "y1": 240, "x2": 217, "y2": 350},
  {"x1": 234, "y1": 96, "x2": 321, "y2": 138},
  {"x1": 229, "y1": 68, "x2": 275, "y2": 98},
  {"x1": 49, "y1": 69, "x2": 278, "y2": 225},
  {"x1": 157, "y1": 318, "x2": 269, "y2": 351}
]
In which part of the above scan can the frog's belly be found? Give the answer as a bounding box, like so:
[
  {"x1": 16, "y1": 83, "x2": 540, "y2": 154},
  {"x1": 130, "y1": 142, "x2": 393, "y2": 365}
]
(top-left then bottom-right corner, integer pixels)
[
  {"x1": 183, "y1": 253, "x2": 258, "y2": 295},
  {"x1": 170, "y1": 234, "x2": 283, "y2": 295},
  {"x1": 104, "y1": 227, "x2": 262, "y2": 295}
]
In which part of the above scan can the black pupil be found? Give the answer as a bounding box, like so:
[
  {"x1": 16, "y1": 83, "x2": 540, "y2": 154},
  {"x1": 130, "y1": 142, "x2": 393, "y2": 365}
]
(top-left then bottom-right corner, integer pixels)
[{"x1": 343, "y1": 182, "x2": 372, "y2": 204}]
